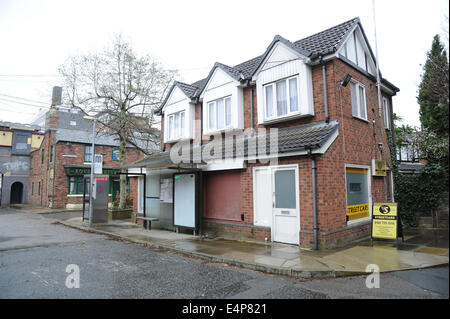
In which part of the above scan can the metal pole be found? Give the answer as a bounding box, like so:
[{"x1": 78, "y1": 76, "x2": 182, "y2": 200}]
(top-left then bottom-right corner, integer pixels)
[
  {"x1": 88, "y1": 119, "x2": 96, "y2": 226},
  {"x1": 372, "y1": 0, "x2": 383, "y2": 117}
]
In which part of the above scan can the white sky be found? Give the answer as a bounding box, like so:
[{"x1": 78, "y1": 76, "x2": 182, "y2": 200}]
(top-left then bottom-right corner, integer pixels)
[{"x1": 0, "y1": 0, "x2": 448, "y2": 127}]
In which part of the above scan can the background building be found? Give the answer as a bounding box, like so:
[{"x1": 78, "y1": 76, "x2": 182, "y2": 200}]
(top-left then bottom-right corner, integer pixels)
[{"x1": 0, "y1": 121, "x2": 43, "y2": 206}]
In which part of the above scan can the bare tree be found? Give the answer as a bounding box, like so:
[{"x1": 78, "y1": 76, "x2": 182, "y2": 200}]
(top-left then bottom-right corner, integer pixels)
[{"x1": 59, "y1": 35, "x2": 177, "y2": 208}]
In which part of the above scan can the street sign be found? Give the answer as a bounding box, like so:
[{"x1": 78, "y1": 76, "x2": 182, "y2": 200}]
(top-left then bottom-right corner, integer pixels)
[
  {"x1": 372, "y1": 202, "x2": 397, "y2": 240},
  {"x1": 93, "y1": 154, "x2": 103, "y2": 174}
]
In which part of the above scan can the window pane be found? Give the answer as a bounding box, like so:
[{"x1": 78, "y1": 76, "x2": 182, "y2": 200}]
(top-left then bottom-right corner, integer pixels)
[
  {"x1": 174, "y1": 113, "x2": 180, "y2": 138},
  {"x1": 69, "y1": 177, "x2": 76, "y2": 194},
  {"x1": 265, "y1": 85, "x2": 273, "y2": 117},
  {"x1": 346, "y1": 168, "x2": 369, "y2": 221},
  {"x1": 168, "y1": 115, "x2": 174, "y2": 139},
  {"x1": 384, "y1": 99, "x2": 389, "y2": 129},
  {"x1": 350, "y1": 82, "x2": 358, "y2": 117},
  {"x1": 216, "y1": 98, "x2": 224, "y2": 129},
  {"x1": 180, "y1": 112, "x2": 185, "y2": 136},
  {"x1": 274, "y1": 169, "x2": 296, "y2": 209},
  {"x1": 359, "y1": 86, "x2": 366, "y2": 119},
  {"x1": 289, "y1": 78, "x2": 299, "y2": 112},
  {"x1": 84, "y1": 145, "x2": 92, "y2": 162},
  {"x1": 225, "y1": 98, "x2": 231, "y2": 126},
  {"x1": 209, "y1": 102, "x2": 215, "y2": 129},
  {"x1": 276, "y1": 80, "x2": 287, "y2": 116}
]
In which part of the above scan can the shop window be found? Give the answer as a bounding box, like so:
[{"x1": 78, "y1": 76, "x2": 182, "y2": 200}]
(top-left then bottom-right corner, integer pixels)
[
  {"x1": 68, "y1": 176, "x2": 90, "y2": 195},
  {"x1": 346, "y1": 167, "x2": 370, "y2": 222}
]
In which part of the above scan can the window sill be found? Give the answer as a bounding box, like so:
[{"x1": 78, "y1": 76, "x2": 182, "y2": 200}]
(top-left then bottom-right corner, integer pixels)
[
  {"x1": 347, "y1": 217, "x2": 371, "y2": 227},
  {"x1": 203, "y1": 126, "x2": 239, "y2": 136},
  {"x1": 262, "y1": 112, "x2": 312, "y2": 125},
  {"x1": 352, "y1": 116, "x2": 369, "y2": 123},
  {"x1": 165, "y1": 136, "x2": 191, "y2": 144}
]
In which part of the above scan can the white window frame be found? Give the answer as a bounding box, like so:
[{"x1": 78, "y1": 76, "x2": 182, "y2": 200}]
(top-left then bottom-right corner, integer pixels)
[
  {"x1": 207, "y1": 96, "x2": 232, "y2": 131},
  {"x1": 263, "y1": 75, "x2": 300, "y2": 120},
  {"x1": 383, "y1": 97, "x2": 390, "y2": 130},
  {"x1": 344, "y1": 164, "x2": 372, "y2": 226},
  {"x1": 167, "y1": 110, "x2": 186, "y2": 141},
  {"x1": 350, "y1": 80, "x2": 367, "y2": 121}
]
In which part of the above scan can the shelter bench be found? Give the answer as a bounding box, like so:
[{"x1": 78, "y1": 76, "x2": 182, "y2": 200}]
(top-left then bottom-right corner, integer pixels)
[{"x1": 136, "y1": 217, "x2": 159, "y2": 230}]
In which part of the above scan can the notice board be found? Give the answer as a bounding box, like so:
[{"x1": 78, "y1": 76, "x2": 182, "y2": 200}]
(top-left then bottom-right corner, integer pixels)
[{"x1": 173, "y1": 173, "x2": 196, "y2": 229}]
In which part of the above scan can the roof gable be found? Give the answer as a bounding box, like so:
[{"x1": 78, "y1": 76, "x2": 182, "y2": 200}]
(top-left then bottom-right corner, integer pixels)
[{"x1": 337, "y1": 23, "x2": 377, "y2": 76}]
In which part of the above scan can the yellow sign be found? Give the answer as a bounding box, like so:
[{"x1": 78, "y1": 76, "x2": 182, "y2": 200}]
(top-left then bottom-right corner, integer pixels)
[
  {"x1": 372, "y1": 202, "x2": 397, "y2": 239},
  {"x1": 372, "y1": 159, "x2": 386, "y2": 176},
  {"x1": 347, "y1": 203, "x2": 370, "y2": 221}
]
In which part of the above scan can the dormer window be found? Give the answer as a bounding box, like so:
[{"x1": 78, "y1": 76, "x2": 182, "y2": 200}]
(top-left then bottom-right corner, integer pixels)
[
  {"x1": 208, "y1": 96, "x2": 231, "y2": 131},
  {"x1": 168, "y1": 111, "x2": 185, "y2": 141},
  {"x1": 264, "y1": 76, "x2": 299, "y2": 119}
]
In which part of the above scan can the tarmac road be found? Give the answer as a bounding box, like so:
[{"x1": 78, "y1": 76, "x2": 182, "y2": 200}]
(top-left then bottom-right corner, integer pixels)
[{"x1": 0, "y1": 208, "x2": 448, "y2": 299}]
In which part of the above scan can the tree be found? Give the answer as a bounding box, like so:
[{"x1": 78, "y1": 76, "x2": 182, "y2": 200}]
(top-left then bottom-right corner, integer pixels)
[
  {"x1": 59, "y1": 35, "x2": 177, "y2": 208},
  {"x1": 417, "y1": 34, "x2": 449, "y2": 138}
]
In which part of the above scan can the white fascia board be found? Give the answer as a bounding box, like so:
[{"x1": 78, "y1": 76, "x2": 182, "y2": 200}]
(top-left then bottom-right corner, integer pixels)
[{"x1": 199, "y1": 158, "x2": 246, "y2": 171}]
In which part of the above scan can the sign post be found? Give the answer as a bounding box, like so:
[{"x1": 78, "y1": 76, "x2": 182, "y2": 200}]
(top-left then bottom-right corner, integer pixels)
[{"x1": 371, "y1": 202, "x2": 403, "y2": 244}]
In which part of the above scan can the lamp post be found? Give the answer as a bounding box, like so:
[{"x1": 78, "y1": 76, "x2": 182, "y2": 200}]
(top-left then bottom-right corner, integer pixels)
[{"x1": 84, "y1": 116, "x2": 96, "y2": 226}]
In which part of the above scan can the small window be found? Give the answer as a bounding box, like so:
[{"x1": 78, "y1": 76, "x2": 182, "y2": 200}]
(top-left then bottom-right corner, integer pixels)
[
  {"x1": 41, "y1": 149, "x2": 44, "y2": 166},
  {"x1": 383, "y1": 98, "x2": 390, "y2": 130},
  {"x1": 30, "y1": 156, "x2": 33, "y2": 169},
  {"x1": 207, "y1": 96, "x2": 232, "y2": 131},
  {"x1": 50, "y1": 145, "x2": 54, "y2": 163},
  {"x1": 350, "y1": 81, "x2": 367, "y2": 120},
  {"x1": 32, "y1": 182, "x2": 34, "y2": 195},
  {"x1": 84, "y1": 145, "x2": 93, "y2": 163},
  {"x1": 167, "y1": 110, "x2": 186, "y2": 141},
  {"x1": 264, "y1": 76, "x2": 300, "y2": 120},
  {"x1": 38, "y1": 181, "x2": 41, "y2": 195}
]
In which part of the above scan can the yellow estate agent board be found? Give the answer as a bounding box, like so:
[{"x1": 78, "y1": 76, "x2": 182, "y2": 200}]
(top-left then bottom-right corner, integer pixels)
[{"x1": 372, "y1": 203, "x2": 398, "y2": 240}]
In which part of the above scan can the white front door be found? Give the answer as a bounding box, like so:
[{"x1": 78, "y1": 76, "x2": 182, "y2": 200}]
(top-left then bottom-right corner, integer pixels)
[{"x1": 253, "y1": 165, "x2": 300, "y2": 245}]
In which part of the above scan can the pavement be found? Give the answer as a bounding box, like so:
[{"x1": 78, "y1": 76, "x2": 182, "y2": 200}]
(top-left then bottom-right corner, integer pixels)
[{"x1": 34, "y1": 210, "x2": 449, "y2": 278}]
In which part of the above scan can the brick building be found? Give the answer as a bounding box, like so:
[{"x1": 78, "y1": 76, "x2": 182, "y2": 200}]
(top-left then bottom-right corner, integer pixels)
[
  {"x1": 28, "y1": 107, "x2": 151, "y2": 209},
  {"x1": 0, "y1": 121, "x2": 43, "y2": 206},
  {"x1": 126, "y1": 17, "x2": 399, "y2": 249}
]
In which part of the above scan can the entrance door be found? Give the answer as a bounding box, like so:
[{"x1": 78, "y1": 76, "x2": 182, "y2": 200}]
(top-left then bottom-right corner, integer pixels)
[
  {"x1": 272, "y1": 168, "x2": 299, "y2": 245},
  {"x1": 253, "y1": 165, "x2": 299, "y2": 245},
  {"x1": 10, "y1": 182, "x2": 23, "y2": 204}
]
